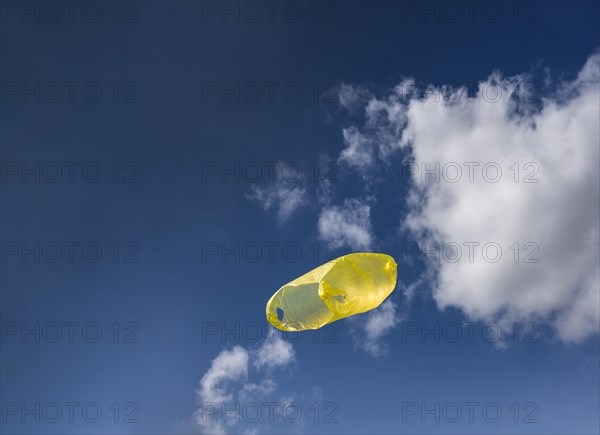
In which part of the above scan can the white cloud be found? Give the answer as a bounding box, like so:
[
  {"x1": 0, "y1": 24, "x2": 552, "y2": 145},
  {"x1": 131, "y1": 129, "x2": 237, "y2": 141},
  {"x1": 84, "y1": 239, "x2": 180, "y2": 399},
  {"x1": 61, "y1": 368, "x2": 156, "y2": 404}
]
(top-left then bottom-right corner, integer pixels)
[
  {"x1": 247, "y1": 164, "x2": 308, "y2": 223},
  {"x1": 254, "y1": 329, "x2": 295, "y2": 371},
  {"x1": 340, "y1": 52, "x2": 600, "y2": 343},
  {"x1": 195, "y1": 346, "x2": 249, "y2": 434},
  {"x1": 352, "y1": 300, "x2": 400, "y2": 357},
  {"x1": 316, "y1": 153, "x2": 336, "y2": 206},
  {"x1": 238, "y1": 379, "x2": 278, "y2": 403},
  {"x1": 338, "y1": 83, "x2": 373, "y2": 112},
  {"x1": 194, "y1": 332, "x2": 296, "y2": 434},
  {"x1": 338, "y1": 126, "x2": 376, "y2": 175},
  {"x1": 318, "y1": 198, "x2": 373, "y2": 250},
  {"x1": 198, "y1": 346, "x2": 249, "y2": 405},
  {"x1": 337, "y1": 81, "x2": 414, "y2": 176}
]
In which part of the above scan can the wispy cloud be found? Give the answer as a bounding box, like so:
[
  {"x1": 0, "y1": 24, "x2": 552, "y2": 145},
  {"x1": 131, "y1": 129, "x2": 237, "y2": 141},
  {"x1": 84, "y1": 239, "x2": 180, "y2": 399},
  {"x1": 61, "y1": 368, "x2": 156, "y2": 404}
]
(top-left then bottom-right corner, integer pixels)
[
  {"x1": 352, "y1": 300, "x2": 401, "y2": 357},
  {"x1": 254, "y1": 329, "x2": 295, "y2": 371},
  {"x1": 196, "y1": 346, "x2": 249, "y2": 434},
  {"x1": 246, "y1": 163, "x2": 308, "y2": 223},
  {"x1": 194, "y1": 331, "x2": 296, "y2": 434},
  {"x1": 338, "y1": 126, "x2": 376, "y2": 176},
  {"x1": 338, "y1": 83, "x2": 373, "y2": 113},
  {"x1": 318, "y1": 198, "x2": 373, "y2": 251}
]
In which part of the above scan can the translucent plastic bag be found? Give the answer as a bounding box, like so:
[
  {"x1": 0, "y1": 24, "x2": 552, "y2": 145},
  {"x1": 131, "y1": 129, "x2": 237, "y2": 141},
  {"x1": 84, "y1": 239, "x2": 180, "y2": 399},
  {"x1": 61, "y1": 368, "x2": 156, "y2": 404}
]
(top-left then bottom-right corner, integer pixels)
[{"x1": 266, "y1": 253, "x2": 397, "y2": 331}]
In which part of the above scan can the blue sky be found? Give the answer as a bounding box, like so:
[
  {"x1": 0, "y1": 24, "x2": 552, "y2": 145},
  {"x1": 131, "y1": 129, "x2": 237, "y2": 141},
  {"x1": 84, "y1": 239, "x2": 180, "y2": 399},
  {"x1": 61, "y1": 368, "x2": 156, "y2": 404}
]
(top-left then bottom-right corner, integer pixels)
[{"x1": 1, "y1": 1, "x2": 599, "y2": 434}]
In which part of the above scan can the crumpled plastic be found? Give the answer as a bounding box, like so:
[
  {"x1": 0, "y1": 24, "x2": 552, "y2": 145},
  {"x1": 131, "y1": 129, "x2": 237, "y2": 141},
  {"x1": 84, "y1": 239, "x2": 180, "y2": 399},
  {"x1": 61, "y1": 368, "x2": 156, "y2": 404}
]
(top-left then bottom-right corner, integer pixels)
[{"x1": 266, "y1": 253, "x2": 397, "y2": 331}]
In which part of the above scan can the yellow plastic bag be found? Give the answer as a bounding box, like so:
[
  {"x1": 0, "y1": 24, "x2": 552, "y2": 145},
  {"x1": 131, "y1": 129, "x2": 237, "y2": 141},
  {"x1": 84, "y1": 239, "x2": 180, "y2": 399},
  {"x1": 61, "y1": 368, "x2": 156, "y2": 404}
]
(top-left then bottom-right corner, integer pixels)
[{"x1": 266, "y1": 253, "x2": 397, "y2": 331}]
